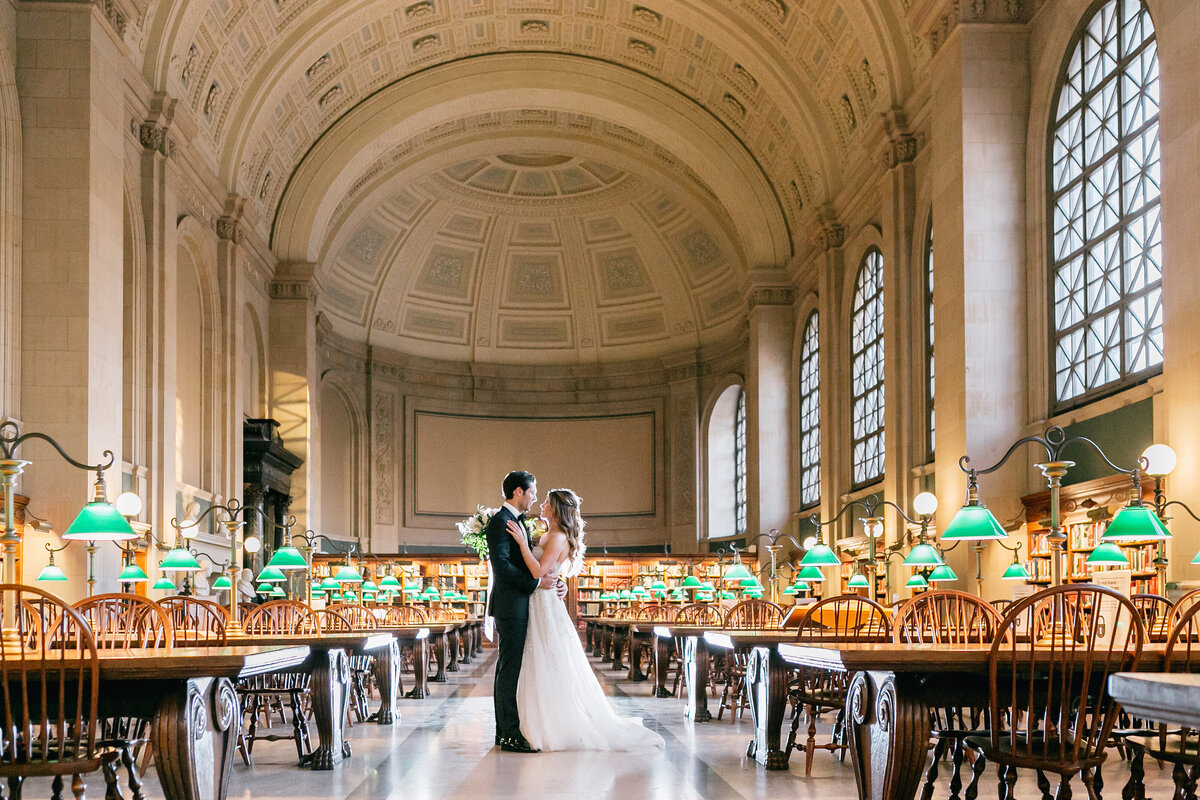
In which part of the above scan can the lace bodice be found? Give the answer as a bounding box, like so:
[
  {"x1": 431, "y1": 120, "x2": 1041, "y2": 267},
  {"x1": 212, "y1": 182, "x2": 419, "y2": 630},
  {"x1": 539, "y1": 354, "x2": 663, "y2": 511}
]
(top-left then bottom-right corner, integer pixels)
[{"x1": 531, "y1": 545, "x2": 563, "y2": 581}]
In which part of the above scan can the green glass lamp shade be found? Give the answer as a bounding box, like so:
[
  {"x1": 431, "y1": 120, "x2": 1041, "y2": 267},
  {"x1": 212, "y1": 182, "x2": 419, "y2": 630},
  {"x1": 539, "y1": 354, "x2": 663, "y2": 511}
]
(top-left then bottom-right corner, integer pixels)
[
  {"x1": 1103, "y1": 504, "x2": 1171, "y2": 540},
  {"x1": 905, "y1": 573, "x2": 929, "y2": 588},
  {"x1": 798, "y1": 566, "x2": 825, "y2": 581},
  {"x1": 62, "y1": 501, "x2": 138, "y2": 541},
  {"x1": 160, "y1": 547, "x2": 201, "y2": 571},
  {"x1": 403, "y1": 587, "x2": 420, "y2": 596},
  {"x1": 362, "y1": 580, "x2": 379, "y2": 592},
  {"x1": 723, "y1": 562, "x2": 754, "y2": 580},
  {"x1": 743, "y1": 589, "x2": 763, "y2": 598},
  {"x1": 36, "y1": 563, "x2": 67, "y2": 582},
  {"x1": 790, "y1": 580, "x2": 810, "y2": 592},
  {"x1": 681, "y1": 575, "x2": 704, "y2": 589},
  {"x1": 152, "y1": 577, "x2": 176, "y2": 591},
  {"x1": 265, "y1": 546, "x2": 309, "y2": 569},
  {"x1": 695, "y1": 592, "x2": 713, "y2": 601},
  {"x1": 618, "y1": 589, "x2": 634, "y2": 600},
  {"x1": 269, "y1": 586, "x2": 286, "y2": 597},
  {"x1": 599, "y1": 592, "x2": 614, "y2": 601},
  {"x1": 847, "y1": 574, "x2": 871, "y2": 588},
  {"x1": 334, "y1": 565, "x2": 363, "y2": 583},
  {"x1": 330, "y1": 591, "x2": 344, "y2": 601},
  {"x1": 321, "y1": 577, "x2": 341, "y2": 590},
  {"x1": 212, "y1": 575, "x2": 231, "y2": 589},
  {"x1": 344, "y1": 591, "x2": 358, "y2": 602},
  {"x1": 1086, "y1": 542, "x2": 1130, "y2": 565},
  {"x1": 632, "y1": 586, "x2": 650, "y2": 596},
  {"x1": 650, "y1": 580, "x2": 668, "y2": 591},
  {"x1": 1192, "y1": 548, "x2": 1200, "y2": 565},
  {"x1": 902, "y1": 543, "x2": 945, "y2": 567},
  {"x1": 118, "y1": 563, "x2": 149, "y2": 582},
  {"x1": 940, "y1": 504, "x2": 1007, "y2": 541},
  {"x1": 362, "y1": 592, "x2": 377, "y2": 601},
  {"x1": 379, "y1": 575, "x2": 402, "y2": 589},
  {"x1": 256, "y1": 566, "x2": 286, "y2": 583},
  {"x1": 739, "y1": 577, "x2": 765, "y2": 589},
  {"x1": 1001, "y1": 561, "x2": 1032, "y2": 580},
  {"x1": 403, "y1": 581, "x2": 422, "y2": 592},
  {"x1": 782, "y1": 585, "x2": 797, "y2": 595},
  {"x1": 719, "y1": 591, "x2": 736, "y2": 600},
  {"x1": 800, "y1": 543, "x2": 841, "y2": 567},
  {"x1": 928, "y1": 564, "x2": 958, "y2": 582},
  {"x1": 256, "y1": 582, "x2": 273, "y2": 593}
]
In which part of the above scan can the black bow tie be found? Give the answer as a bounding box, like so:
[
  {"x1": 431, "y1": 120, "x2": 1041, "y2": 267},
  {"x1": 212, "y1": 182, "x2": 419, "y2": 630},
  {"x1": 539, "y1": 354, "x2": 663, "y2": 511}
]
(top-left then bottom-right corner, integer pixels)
[{"x1": 516, "y1": 513, "x2": 526, "y2": 524}]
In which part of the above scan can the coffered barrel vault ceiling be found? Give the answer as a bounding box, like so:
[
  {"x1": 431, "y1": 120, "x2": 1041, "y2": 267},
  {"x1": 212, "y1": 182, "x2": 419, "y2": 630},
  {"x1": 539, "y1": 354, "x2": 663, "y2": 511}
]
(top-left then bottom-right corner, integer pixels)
[{"x1": 137, "y1": 0, "x2": 926, "y2": 363}]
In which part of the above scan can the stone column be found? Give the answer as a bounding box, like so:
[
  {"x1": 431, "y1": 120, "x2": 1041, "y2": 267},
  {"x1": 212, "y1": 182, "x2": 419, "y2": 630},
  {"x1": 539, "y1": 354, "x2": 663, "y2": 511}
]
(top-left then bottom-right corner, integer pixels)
[
  {"x1": 1154, "y1": 0, "x2": 1200, "y2": 585},
  {"x1": 16, "y1": 5, "x2": 128, "y2": 593},
  {"x1": 268, "y1": 263, "x2": 321, "y2": 534},
  {"x1": 215, "y1": 199, "x2": 245, "y2": 501},
  {"x1": 745, "y1": 279, "x2": 796, "y2": 545},
  {"x1": 812, "y1": 217, "x2": 847, "y2": 529},
  {"x1": 0, "y1": 1, "x2": 20, "y2": 421},
  {"x1": 665, "y1": 357, "x2": 701, "y2": 553},
  {"x1": 927, "y1": 21, "x2": 1031, "y2": 597}
]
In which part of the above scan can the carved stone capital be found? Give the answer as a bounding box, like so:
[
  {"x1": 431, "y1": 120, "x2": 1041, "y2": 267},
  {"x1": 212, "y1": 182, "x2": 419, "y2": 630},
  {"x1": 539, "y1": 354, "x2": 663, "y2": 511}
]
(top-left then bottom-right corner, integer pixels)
[
  {"x1": 93, "y1": 0, "x2": 127, "y2": 38},
  {"x1": 215, "y1": 216, "x2": 242, "y2": 243},
  {"x1": 811, "y1": 223, "x2": 847, "y2": 252},
  {"x1": 745, "y1": 285, "x2": 796, "y2": 309},
  {"x1": 269, "y1": 280, "x2": 319, "y2": 304}
]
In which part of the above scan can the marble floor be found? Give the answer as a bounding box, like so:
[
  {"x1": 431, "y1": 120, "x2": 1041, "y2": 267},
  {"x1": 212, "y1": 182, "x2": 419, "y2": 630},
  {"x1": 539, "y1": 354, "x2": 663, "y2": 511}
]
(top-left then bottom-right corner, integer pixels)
[{"x1": 118, "y1": 646, "x2": 1180, "y2": 800}]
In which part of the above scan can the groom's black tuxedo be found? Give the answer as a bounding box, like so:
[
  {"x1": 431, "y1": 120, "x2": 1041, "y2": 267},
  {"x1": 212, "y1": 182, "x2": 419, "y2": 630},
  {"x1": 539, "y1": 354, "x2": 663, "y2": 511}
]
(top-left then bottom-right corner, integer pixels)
[{"x1": 486, "y1": 504, "x2": 539, "y2": 743}]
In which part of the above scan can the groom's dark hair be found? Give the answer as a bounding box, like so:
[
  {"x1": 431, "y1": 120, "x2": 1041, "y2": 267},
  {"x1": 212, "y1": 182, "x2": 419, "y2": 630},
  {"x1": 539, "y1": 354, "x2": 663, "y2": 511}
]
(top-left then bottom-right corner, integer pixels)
[{"x1": 502, "y1": 470, "x2": 536, "y2": 499}]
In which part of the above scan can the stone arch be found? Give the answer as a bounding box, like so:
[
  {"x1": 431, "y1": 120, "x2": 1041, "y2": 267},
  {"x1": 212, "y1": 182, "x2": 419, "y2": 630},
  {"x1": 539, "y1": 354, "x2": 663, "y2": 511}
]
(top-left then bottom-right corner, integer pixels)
[
  {"x1": 242, "y1": 302, "x2": 267, "y2": 420},
  {"x1": 175, "y1": 216, "x2": 221, "y2": 492},
  {"x1": 700, "y1": 375, "x2": 746, "y2": 541},
  {"x1": 318, "y1": 374, "x2": 368, "y2": 543}
]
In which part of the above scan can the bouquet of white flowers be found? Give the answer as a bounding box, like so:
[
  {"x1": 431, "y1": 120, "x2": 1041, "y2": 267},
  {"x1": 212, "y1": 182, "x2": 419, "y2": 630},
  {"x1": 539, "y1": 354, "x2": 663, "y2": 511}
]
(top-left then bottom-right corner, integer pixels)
[{"x1": 457, "y1": 505, "x2": 497, "y2": 561}]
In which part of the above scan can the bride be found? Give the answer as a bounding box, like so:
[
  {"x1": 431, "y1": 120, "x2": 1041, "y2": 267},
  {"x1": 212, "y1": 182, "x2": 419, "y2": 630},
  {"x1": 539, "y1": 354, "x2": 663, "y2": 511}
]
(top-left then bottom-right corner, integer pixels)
[{"x1": 506, "y1": 488, "x2": 664, "y2": 751}]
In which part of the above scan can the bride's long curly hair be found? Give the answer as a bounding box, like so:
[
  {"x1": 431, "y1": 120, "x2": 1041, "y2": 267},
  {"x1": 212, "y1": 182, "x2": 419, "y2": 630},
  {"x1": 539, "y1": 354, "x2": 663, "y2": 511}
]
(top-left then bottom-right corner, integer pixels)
[{"x1": 547, "y1": 488, "x2": 586, "y2": 577}]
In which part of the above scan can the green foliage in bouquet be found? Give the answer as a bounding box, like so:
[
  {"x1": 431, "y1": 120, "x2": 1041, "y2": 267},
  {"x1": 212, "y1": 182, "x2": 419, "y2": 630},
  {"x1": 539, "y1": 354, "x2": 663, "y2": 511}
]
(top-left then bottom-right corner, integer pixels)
[{"x1": 457, "y1": 506, "x2": 496, "y2": 561}]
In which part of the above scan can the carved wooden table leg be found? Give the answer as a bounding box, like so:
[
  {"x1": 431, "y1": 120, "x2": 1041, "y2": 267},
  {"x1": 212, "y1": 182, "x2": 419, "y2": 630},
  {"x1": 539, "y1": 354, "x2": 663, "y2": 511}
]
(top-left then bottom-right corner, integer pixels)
[
  {"x1": 458, "y1": 629, "x2": 471, "y2": 665},
  {"x1": 446, "y1": 630, "x2": 460, "y2": 672},
  {"x1": 600, "y1": 626, "x2": 612, "y2": 662},
  {"x1": 612, "y1": 626, "x2": 627, "y2": 671},
  {"x1": 683, "y1": 636, "x2": 713, "y2": 722},
  {"x1": 306, "y1": 649, "x2": 352, "y2": 770},
  {"x1": 845, "y1": 670, "x2": 930, "y2": 800},
  {"x1": 654, "y1": 635, "x2": 674, "y2": 698},
  {"x1": 745, "y1": 646, "x2": 790, "y2": 770},
  {"x1": 585, "y1": 622, "x2": 594, "y2": 652},
  {"x1": 627, "y1": 633, "x2": 647, "y2": 681},
  {"x1": 152, "y1": 677, "x2": 238, "y2": 800},
  {"x1": 430, "y1": 634, "x2": 448, "y2": 682},
  {"x1": 405, "y1": 637, "x2": 429, "y2": 698},
  {"x1": 372, "y1": 639, "x2": 400, "y2": 725}
]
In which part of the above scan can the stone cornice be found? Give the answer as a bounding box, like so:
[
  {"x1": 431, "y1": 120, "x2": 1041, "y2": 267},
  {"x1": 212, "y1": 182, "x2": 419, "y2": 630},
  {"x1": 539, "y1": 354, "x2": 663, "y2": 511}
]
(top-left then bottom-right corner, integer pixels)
[
  {"x1": 908, "y1": 0, "x2": 1045, "y2": 55},
  {"x1": 880, "y1": 108, "x2": 922, "y2": 169}
]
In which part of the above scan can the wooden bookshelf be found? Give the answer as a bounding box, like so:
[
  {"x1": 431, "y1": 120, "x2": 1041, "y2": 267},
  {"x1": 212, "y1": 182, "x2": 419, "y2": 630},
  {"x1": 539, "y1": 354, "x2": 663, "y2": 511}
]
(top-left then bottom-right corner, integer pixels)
[{"x1": 1021, "y1": 473, "x2": 1162, "y2": 594}]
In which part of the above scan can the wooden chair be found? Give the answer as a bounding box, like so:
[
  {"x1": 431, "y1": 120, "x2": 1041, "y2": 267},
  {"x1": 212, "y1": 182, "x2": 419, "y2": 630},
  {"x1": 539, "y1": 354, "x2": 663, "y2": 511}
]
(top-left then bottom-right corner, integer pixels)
[
  {"x1": 73, "y1": 593, "x2": 173, "y2": 800},
  {"x1": 1169, "y1": 588, "x2": 1200, "y2": 629},
  {"x1": 988, "y1": 599, "x2": 1013, "y2": 615},
  {"x1": 381, "y1": 605, "x2": 427, "y2": 624},
  {"x1": 325, "y1": 603, "x2": 379, "y2": 630},
  {"x1": 669, "y1": 604, "x2": 724, "y2": 696},
  {"x1": 964, "y1": 584, "x2": 1145, "y2": 800},
  {"x1": 787, "y1": 595, "x2": 892, "y2": 775},
  {"x1": 239, "y1": 600, "x2": 318, "y2": 762},
  {"x1": 158, "y1": 596, "x2": 228, "y2": 646},
  {"x1": 0, "y1": 584, "x2": 122, "y2": 800},
  {"x1": 1132, "y1": 592, "x2": 1174, "y2": 642},
  {"x1": 893, "y1": 591, "x2": 1002, "y2": 800},
  {"x1": 716, "y1": 600, "x2": 783, "y2": 721},
  {"x1": 1122, "y1": 600, "x2": 1200, "y2": 799}
]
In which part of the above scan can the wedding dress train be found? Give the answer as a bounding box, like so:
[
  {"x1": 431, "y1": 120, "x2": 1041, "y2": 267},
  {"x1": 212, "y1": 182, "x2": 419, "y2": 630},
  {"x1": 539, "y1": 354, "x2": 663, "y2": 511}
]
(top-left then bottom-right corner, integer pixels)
[{"x1": 515, "y1": 552, "x2": 664, "y2": 751}]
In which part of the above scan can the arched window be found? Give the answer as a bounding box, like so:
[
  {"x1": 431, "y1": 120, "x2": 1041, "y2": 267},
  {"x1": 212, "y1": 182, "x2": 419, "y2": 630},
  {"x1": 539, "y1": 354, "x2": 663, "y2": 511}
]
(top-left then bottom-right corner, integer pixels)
[
  {"x1": 734, "y1": 388, "x2": 747, "y2": 535},
  {"x1": 1050, "y1": 0, "x2": 1160, "y2": 408},
  {"x1": 799, "y1": 312, "x2": 820, "y2": 507},
  {"x1": 925, "y1": 218, "x2": 935, "y2": 460},
  {"x1": 851, "y1": 249, "x2": 885, "y2": 486}
]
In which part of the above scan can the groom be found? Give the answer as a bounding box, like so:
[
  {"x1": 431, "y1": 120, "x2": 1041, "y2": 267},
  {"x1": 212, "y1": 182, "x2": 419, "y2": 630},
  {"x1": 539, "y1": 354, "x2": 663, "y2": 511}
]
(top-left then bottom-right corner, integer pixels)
[{"x1": 486, "y1": 470, "x2": 557, "y2": 753}]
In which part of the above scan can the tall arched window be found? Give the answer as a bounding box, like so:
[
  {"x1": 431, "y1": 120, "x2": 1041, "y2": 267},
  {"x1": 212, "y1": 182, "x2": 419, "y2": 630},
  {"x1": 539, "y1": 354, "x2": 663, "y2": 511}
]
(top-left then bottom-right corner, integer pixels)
[
  {"x1": 734, "y1": 388, "x2": 747, "y2": 535},
  {"x1": 851, "y1": 249, "x2": 885, "y2": 486},
  {"x1": 1050, "y1": 0, "x2": 1160, "y2": 408},
  {"x1": 925, "y1": 218, "x2": 935, "y2": 460},
  {"x1": 799, "y1": 312, "x2": 820, "y2": 507}
]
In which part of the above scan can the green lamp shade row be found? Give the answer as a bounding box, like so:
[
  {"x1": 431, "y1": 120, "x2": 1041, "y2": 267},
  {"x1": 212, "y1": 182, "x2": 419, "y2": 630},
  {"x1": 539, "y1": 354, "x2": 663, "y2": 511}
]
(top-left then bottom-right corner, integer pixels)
[
  {"x1": 722, "y1": 563, "x2": 754, "y2": 580},
  {"x1": 1001, "y1": 561, "x2": 1032, "y2": 580},
  {"x1": 940, "y1": 504, "x2": 1008, "y2": 541},
  {"x1": 212, "y1": 575, "x2": 231, "y2": 589},
  {"x1": 846, "y1": 574, "x2": 871, "y2": 588},
  {"x1": 902, "y1": 543, "x2": 945, "y2": 567},
  {"x1": 800, "y1": 543, "x2": 841, "y2": 567},
  {"x1": 265, "y1": 546, "x2": 309, "y2": 569},
  {"x1": 1086, "y1": 542, "x2": 1130, "y2": 566},
  {"x1": 905, "y1": 573, "x2": 929, "y2": 588},
  {"x1": 927, "y1": 564, "x2": 958, "y2": 582},
  {"x1": 118, "y1": 564, "x2": 149, "y2": 582},
  {"x1": 256, "y1": 566, "x2": 286, "y2": 583},
  {"x1": 1103, "y1": 504, "x2": 1171, "y2": 540},
  {"x1": 798, "y1": 566, "x2": 825, "y2": 581},
  {"x1": 36, "y1": 564, "x2": 68, "y2": 582},
  {"x1": 334, "y1": 566, "x2": 364, "y2": 583},
  {"x1": 160, "y1": 547, "x2": 202, "y2": 572},
  {"x1": 152, "y1": 577, "x2": 176, "y2": 590},
  {"x1": 62, "y1": 502, "x2": 138, "y2": 541}
]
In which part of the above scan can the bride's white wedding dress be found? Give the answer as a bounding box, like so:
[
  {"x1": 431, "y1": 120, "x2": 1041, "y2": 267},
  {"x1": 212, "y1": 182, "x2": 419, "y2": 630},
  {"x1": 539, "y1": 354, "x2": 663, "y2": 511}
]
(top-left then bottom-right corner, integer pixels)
[{"x1": 516, "y1": 547, "x2": 665, "y2": 751}]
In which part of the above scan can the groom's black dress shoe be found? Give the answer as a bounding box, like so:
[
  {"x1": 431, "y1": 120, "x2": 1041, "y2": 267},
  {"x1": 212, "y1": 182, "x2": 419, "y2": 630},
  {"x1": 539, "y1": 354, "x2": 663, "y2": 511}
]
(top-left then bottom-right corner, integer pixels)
[{"x1": 498, "y1": 736, "x2": 540, "y2": 753}]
